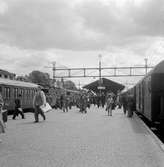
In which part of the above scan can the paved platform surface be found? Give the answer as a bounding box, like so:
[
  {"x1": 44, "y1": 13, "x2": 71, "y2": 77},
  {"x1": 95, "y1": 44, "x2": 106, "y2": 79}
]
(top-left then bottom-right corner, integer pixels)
[{"x1": 0, "y1": 106, "x2": 164, "y2": 167}]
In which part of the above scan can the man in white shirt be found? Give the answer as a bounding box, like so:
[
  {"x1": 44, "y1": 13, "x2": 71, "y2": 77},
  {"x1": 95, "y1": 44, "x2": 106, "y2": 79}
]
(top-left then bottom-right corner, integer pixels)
[{"x1": 33, "y1": 86, "x2": 46, "y2": 123}]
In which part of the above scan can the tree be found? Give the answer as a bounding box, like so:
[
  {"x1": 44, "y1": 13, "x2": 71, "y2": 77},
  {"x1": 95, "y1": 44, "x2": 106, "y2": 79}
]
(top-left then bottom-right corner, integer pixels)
[
  {"x1": 16, "y1": 75, "x2": 30, "y2": 82},
  {"x1": 28, "y1": 71, "x2": 51, "y2": 87},
  {"x1": 54, "y1": 79, "x2": 77, "y2": 90}
]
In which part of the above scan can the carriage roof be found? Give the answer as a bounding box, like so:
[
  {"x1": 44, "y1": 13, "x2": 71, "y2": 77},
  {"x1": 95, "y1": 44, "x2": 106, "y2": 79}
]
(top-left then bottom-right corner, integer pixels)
[
  {"x1": 135, "y1": 60, "x2": 164, "y2": 85},
  {"x1": 153, "y1": 60, "x2": 164, "y2": 74},
  {"x1": 0, "y1": 78, "x2": 38, "y2": 88}
]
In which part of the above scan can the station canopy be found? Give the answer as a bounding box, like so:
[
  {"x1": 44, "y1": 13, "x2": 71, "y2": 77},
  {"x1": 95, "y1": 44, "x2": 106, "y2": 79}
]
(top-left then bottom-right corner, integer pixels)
[{"x1": 83, "y1": 78, "x2": 125, "y2": 94}]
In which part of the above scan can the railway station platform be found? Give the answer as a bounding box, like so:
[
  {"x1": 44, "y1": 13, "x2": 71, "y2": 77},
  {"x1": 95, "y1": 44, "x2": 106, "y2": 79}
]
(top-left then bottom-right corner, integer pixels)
[{"x1": 0, "y1": 106, "x2": 164, "y2": 167}]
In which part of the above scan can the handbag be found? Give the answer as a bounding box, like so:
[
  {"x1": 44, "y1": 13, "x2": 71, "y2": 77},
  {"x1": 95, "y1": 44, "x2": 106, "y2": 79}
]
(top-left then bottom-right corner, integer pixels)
[
  {"x1": 18, "y1": 108, "x2": 23, "y2": 112},
  {"x1": 40, "y1": 103, "x2": 52, "y2": 113}
]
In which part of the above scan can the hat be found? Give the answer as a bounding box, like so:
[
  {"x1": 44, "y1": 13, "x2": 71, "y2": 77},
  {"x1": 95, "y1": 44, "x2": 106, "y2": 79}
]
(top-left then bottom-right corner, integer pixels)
[{"x1": 38, "y1": 85, "x2": 44, "y2": 89}]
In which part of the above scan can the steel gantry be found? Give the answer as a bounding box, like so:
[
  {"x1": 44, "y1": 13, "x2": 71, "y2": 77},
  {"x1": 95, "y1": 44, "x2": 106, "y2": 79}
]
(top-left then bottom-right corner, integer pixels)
[
  {"x1": 52, "y1": 63, "x2": 154, "y2": 80},
  {"x1": 47, "y1": 58, "x2": 154, "y2": 91}
]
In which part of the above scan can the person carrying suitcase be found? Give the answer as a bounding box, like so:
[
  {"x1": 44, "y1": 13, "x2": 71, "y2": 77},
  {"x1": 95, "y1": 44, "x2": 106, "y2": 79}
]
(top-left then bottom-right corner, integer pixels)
[{"x1": 33, "y1": 86, "x2": 46, "y2": 123}]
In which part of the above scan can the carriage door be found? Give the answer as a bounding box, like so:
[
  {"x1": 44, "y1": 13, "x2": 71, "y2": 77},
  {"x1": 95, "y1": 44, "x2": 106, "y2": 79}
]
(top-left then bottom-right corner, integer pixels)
[{"x1": 139, "y1": 84, "x2": 142, "y2": 111}]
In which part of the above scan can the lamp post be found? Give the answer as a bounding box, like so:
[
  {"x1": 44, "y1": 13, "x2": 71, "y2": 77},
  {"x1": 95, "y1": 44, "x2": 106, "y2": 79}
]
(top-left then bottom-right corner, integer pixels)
[
  {"x1": 98, "y1": 54, "x2": 103, "y2": 105},
  {"x1": 52, "y1": 61, "x2": 56, "y2": 87},
  {"x1": 144, "y1": 58, "x2": 148, "y2": 75},
  {"x1": 98, "y1": 54, "x2": 102, "y2": 83}
]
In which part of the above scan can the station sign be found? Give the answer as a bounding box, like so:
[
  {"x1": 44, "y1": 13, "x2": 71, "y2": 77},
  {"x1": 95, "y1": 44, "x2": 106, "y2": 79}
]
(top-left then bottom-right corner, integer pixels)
[{"x1": 97, "y1": 86, "x2": 106, "y2": 90}]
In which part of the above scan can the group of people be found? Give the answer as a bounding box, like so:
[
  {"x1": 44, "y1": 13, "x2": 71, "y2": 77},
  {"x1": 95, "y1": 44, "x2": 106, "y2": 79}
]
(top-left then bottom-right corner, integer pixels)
[
  {"x1": 120, "y1": 92, "x2": 135, "y2": 117},
  {"x1": 77, "y1": 93, "x2": 89, "y2": 113},
  {"x1": 12, "y1": 86, "x2": 47, "y2": 123},
  {"x1": 56, "y1": 92, "x2": 89, "y2": 114},
  {"x1": 0, "y1": 86, "x2": 135, "y2": 142},
  {"x1": 0, "y1": 86, "x2": 48, "y2": 142},
  {"x1": 105, "y1": 91, "x2": 135, "y2": 117},
  {"x1": 52, "y1": 90, "x2": 135, "y2": 117}
]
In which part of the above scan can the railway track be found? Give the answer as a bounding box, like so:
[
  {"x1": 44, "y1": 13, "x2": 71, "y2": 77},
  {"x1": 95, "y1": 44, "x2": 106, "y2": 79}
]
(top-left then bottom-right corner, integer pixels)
[{"x1": 137, "y1": 113, "x2": 164, "y2": 143}]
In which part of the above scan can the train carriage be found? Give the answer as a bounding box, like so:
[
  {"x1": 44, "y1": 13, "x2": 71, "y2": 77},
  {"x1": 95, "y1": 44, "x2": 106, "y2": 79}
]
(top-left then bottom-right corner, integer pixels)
[
  {"x1": 0, "y1": 78, "x2": 38, "y2": 114},
  {"x1": 135, "y1": 61, "x2": 164, "y2": 125}
]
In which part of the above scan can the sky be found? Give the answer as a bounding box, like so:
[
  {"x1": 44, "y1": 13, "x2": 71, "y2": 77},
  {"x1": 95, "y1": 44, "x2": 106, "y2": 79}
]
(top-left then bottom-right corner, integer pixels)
[{"x1": 0, "y1": 0, "x2": 164, "y2": 88}]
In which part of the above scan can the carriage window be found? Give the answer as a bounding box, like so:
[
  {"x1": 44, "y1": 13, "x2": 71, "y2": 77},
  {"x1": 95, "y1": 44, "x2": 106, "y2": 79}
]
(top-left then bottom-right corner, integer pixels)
[
  {"x1": 14, "y1": 88, "x2": 18, "y2": 98},
  {"x1": 24, "y1": 89, "x2": 27, "y2": 98},
  {"x1": 26, "y1": 89, "x2": 29, "y2": 98},
  {"x1": 28, "y1": 89, "x2": 30, "y2": 98},
  {"x1": 20, "y1": 89, "x2": 23, "y2": 97},
  {"x1": 29, "y1": 90, "x2": 31, "y2": 98},
  {"x1": 27, "y1": 89, "x2": 29, "y2": 99},
  {"x1": 21, "y1": 89, "x2": 24, "y2": 97},
  {"x1": 30, "y1": 90, "x2": 32, "y2": 98},
  {"x1": 4, "y1": 87, "x2": 10, "y2": 99},
  {"x1": 33, "y1": 90, "x2": 35, "y2": 96},
  {"x1": 30, "y1": 90, "x2": 33, "y2": 98},
  {"x1": 23, "y1": 89, "x2": 25, "y2": 98},
  {"x1": 26, "y1": 89, "x2": 28, "y2": 98}
]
